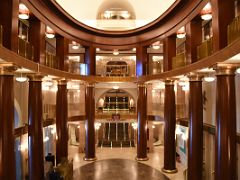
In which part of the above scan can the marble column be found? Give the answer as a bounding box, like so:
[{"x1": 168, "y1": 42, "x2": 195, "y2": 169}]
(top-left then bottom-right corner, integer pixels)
[
  {"x1": 136, "y1": 84, "x2": 148, "y2": 161},
  {"x1": 162, "y1": 80, "x2": 177, "y2": 173},
  {"x1": 215, "y1": 66, "x2": 236, "y2": 180},
  {"x1": 84, "y1": 83, "x2": 96, "y2": 161},
  {"x1": 0, "y1": 66, "x2": 16, "y2": 180},
  {"x1": 56, "y1": 80, "x2": 68, "y2": 164},
  {"x1": 28, "y1": 74, "x2": 44, "y2": 180},
  {"x1": 188, "y1": 75, "x2": 203, "y2": 180}
]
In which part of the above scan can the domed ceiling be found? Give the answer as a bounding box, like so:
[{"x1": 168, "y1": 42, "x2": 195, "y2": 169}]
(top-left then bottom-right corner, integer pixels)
[{"x1": 55, "y1": 0, "x2": 177, "y2": 31}]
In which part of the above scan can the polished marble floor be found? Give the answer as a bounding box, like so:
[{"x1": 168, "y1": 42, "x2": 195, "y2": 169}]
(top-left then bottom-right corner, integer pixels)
[
  {"x1": 74, "y1": 159, "x2": 169, "y2": 180},
  {"x1": 69, "y1": 146, "x2": 186, "y2": 180}
]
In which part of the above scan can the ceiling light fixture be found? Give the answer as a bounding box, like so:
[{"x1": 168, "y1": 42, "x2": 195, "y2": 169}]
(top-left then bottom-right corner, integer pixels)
[
  {"x1": 113, "y1": 49, "x2": 119, "y2": 55},
  {"x1": 113, "y1": 85, "x2": 119, "y2": 89},
  {"x1": 16, "y1": 74, "x2": 28, "y2": 82},
  {"x1": 19, "y1": 3, "x2": 30, "y2": 20},
  {"x1": 176, "y1": 26, "x2": 186, "y2": 39},
  {"x1": 152, "y1": 45, "x2": 160, "y2": 50},
  {"x1": 72, "y1": 41, "x2": 79, "y2": 50},
  {"x1": 201, "y1": 3, "x2": 212, "y2": 21},
  {"x1": 203, "y1": 75, "x2": 215, "y2": 82},
  {"x1": 45, "y1": 26, "x2": 55, "y2": 39},
  {"x1": 96, "y1": 48, "x2": 100, "y2": 51},
  {"x1": 236, "y1": 67, "x2": 240, "y2": 74}
]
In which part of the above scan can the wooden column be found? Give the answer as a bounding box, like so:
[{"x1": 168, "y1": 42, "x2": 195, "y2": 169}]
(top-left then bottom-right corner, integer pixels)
[
  {"x1": 84, "y1": 83, "x2": 96, "y2": 161},
  {"x1": 28, "y1": 75, "x2": 44, "y2": 180},
  {"x1": 188, "y1": 75, "x2": 203, "y2": 180},
  {"x1": 0, "y1": 67, "x2": 16, "y2": 180},
  {"x1": 162, "y1": 80, "x2": 177, "y2": 173},
  {"x1": 136, "y1": 45, "x2": 147, "y2": 77},
  {"x1": 215, "y1": 66, "x2": 236, "y2": 180},
  {"x1": 136, "y1": 84, "x2": 148, "y2": 161},
  {"x1": 56, "y1": 80, "x2": 68, "y2": 164},
  {"x1": 185, "y1": 18, "x2": 202, "y2": 63},
  {"x1": 56, "y1": 35, "x2": 69, "y2": 71},
  {"x1": 212, "y1": 0, "x2": 235, "y2": 52},
  {"x1": 0, "y1": 0, "x2": 19, "y2": 52},
  {"x1": 85, "y1": 46, "x2": 96, "y2": 76},
  {"x1": 163, "y1": 35, "x2": 176, "y2": 71},
  {"x1": 29, "y1": 17, "x2": 46, "y2": 64}
]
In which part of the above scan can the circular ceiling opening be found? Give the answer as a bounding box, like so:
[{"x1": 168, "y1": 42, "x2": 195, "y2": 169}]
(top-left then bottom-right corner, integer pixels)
[{"x1": 55, "y1": 0, "x2": 177, "y2": 31}]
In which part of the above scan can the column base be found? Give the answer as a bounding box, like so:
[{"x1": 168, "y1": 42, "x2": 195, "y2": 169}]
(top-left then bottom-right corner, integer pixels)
[
  {"x1": 135, "y1": 157, "x2": 149, "y2": 161},
  {"x1": 83, "y1": 157, "x2": 97, "y2": 161},
  {"x1": 161, "y1": 167, "x2": 178, "y2": 174}
]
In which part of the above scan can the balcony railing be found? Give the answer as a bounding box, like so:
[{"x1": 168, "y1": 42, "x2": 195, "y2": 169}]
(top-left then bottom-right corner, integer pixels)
[
  {"x1": 45, "y1": 51, "x2": 57, "y2": 69},
  {"x1": 43, "y1": 104, "x2": 56, "y2": 120},
  {"x1": 228, "y1": 16, "x2": 240, "y2": 44},
  {"x1": 0, "y1": 25, "x2": 2, "y2": 45},
  {"x1": 96, "y1": 64, "x2": 135, "y2": 77},
  {"x1": 18, "y1": 38, "x2": 34, "y2": 60},
  {"x1": 172, "y1": 52, "x2": 186, "y2": 69},
  {"x1": 197, "y1": 37, "x2": 213, "y2": 60}
]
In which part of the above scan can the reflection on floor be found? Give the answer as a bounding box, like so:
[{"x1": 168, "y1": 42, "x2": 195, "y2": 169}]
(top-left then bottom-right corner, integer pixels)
[
  {"x1": 69, "y1": 146, "x2": 186, "y2": 180},
  {"x1": 74, "y1": 159, "x2": 169, "y2": 180}
]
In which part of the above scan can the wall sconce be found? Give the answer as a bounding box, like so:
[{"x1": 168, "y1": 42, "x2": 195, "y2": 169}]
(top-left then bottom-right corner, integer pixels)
[
  {"x1": 95, "y1": 122, "x2": 101, "y2": 130},
  {"x1": 45, "y1": 26, "x2": 55, "y2": 39},
  {"x1": 176, "y1": 26, "x2": 186, "y2": 39},
  {"x1": 132, "y1": 122, "x2": 138, "y2": 130},
  {"x1": 19, "y1": 3, "x2": 30, "y2": 20},
  {"x1": 201, "y1": 3, "x2": 212, "y2": 21}
]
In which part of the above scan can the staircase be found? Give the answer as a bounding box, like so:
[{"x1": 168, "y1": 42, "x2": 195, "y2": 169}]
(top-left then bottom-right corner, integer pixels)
[{"x1": 98, "y1": 122, "x2": 134, "y2": 148}]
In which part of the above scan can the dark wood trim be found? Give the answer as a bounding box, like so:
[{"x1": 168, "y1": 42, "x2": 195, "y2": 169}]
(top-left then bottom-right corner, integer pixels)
[
  {"x1": 68, "y1": 115, "x2": 86, "y2": 122},
  {"x1": 14, "y1": 125, "x2": 28, "y2": 137},
  {"x1": 22, "y1": 0, "x2": 208, "y2": 47}
]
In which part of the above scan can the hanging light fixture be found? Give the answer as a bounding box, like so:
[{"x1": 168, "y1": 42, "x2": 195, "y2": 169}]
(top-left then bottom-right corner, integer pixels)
[
  {"x1": 19, "y1": 3, "x2": 30, "y2": 20},
  {"x1": 113, "y1": 49, "x2": 119, "y2": 55},
  {"x1": 201, "y1": 3, "x2": 212, "y2": 21},
  {"x1": 45, "y1": 26, "x2": 55, "y2": 39},
  {"x1": 176, "y1": 26, "x2": 186, "y2": 39}
]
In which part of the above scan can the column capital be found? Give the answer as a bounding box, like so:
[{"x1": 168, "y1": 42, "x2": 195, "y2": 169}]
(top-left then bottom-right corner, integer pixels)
[
  {"x1": 164, "y1": 79, "x2": 175, "y2": 85},
  {"x1": 0, "y1": 64, "x2": 17, "y2": 75},
  {"x1": 28, "y1": 74, "x2": 43, "y2": 81},
  {"x1": 57, "y1": 79, "x2": 67, "y2": 85},
  {"x1": 137, "y1": 83, "x2": 147, "y2": 88},
  {"x1": 214, "y1": 64, "x2": 237, "y2": 75},
  {"x1": 188, "y1": 74, "x2": 203, "y2": 82},
  {"x1": 86, "y1": 83, "x2": 95, "y2": 88}
]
